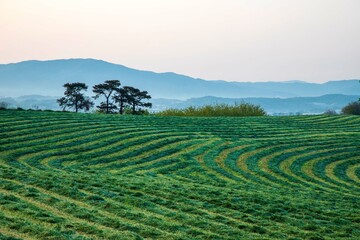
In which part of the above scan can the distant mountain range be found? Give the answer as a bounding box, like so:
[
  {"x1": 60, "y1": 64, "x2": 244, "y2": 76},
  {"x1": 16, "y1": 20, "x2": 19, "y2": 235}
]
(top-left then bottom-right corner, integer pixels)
[
  {"x1": 0, "y1": 58, "x2": 359, "y2": 99},
  {"x1": 0, "y1": 58, "x2": 359, "y2": 114}
]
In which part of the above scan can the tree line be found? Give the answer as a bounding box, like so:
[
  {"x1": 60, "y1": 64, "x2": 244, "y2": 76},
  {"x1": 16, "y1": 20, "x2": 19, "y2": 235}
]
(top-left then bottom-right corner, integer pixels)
[{"x1": 57, "y1": 80, "x2": 151, "y2": 114}]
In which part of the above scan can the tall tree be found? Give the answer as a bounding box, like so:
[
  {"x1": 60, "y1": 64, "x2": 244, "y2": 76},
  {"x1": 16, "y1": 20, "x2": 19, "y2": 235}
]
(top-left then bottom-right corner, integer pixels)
[
  {"x1": 113, "y1": 87, "x2": 130, "y2": 115},
  {"x1": 93, "y1": 80, "x2": 121, "y2": 113},
  {"x1": 125, "y1": 86, "x2": 152, "y2": 114},
  {"x1": 57, "y1": 82, "x2": 93, "y2": 112}
]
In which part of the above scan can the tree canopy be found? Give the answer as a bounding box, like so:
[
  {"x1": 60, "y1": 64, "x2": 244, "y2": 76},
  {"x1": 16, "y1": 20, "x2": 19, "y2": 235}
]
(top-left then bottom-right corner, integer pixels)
[
  {"x1": 57, "y1": 82, "x2": 93, "y2": 112},
  {"x1": 113, "y1": 87, "x2": 129, "y2": 115},
  {"x1": 58, "y1": 80, "x2": 152, "y2": 114},
  {"x1": 92, "y1": 80, "x2": 121, "y2": 114},
  {"x1": 114, "y1": 86, "x2": 152, "y2": 114},
  {"x1": 125, "y1": 86, "x2": 152, "y2": 114}
]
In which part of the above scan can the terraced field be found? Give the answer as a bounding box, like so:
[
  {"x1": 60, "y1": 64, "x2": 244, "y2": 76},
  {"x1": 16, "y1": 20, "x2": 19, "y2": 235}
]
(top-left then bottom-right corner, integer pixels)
[{"x1": 0, "y1": 110, "x2": 359, "y2": 240}]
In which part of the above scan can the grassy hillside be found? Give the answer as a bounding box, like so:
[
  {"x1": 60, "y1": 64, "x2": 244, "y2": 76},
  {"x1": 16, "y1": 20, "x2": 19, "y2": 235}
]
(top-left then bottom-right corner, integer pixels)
[{"x1": 0, "y1": 110, "x2": 359, "y2": 239}]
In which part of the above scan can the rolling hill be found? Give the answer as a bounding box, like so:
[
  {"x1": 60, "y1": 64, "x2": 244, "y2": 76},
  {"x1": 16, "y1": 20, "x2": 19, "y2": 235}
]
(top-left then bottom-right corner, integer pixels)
[{"x1": 0, "y1": 110, "x2": 359, "y2": 239}]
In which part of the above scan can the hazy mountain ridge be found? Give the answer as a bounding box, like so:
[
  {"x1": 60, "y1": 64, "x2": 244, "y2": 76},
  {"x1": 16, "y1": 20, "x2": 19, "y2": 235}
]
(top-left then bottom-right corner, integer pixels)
[
  {"x1": 157, "y1": 94, "x2": 360, "y2": 114},
  {"x1": 1, "y1": 58, "x2": 359, "y2": 99},
  {"x1": 2, "y1": 94, "x2": 358, "y2": 115},
  {"x1": 1, "y1": 58, "x2": 359, "y2": 114}
]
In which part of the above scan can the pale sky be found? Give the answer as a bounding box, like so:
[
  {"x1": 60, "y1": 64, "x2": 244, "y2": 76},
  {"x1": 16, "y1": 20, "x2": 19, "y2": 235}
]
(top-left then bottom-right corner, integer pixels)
[{"x1": 1, "y1": 0, "x2": 360, "y2": 82}]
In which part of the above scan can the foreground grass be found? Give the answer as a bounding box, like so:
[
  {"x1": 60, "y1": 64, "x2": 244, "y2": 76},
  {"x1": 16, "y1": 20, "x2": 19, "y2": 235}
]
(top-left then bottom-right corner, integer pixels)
[{"x1": 0, "y1": 110, "x2": 359, "y2": 239}]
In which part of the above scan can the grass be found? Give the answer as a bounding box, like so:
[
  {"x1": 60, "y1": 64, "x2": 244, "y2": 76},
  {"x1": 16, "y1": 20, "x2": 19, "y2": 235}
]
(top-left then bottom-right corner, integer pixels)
[{"x1": 0, "y1": 109, "x2": 359, "y2": 239}]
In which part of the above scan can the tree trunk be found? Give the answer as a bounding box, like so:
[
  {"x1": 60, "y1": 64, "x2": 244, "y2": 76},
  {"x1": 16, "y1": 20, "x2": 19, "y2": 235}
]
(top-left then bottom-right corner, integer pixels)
[
  {"x1": 119, "y1": 101, "x2": 124, "y2": 115},
  {"x1": 106, "y1": 97, "x2": 109, "y2": 114},
  {"x1": 132, "y1": 103, "x2": 136, "y2": 114}
]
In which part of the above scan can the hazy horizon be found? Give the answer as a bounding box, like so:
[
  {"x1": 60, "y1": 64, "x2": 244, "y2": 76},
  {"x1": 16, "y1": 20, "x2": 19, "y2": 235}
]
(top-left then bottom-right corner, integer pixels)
[
  {"x1": 1, "y1": 58, "x2": 359, "y2": 84},
  {"x1": 1, "y1": 0, "x2": 360, "y2": 83}
]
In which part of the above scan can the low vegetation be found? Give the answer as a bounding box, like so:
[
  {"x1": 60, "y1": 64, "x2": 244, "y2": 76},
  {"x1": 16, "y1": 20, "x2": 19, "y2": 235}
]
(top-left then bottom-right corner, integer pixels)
[
  {"x1": 0, "y1": 101, "x2": 9, "y2": 110},
  {"x1": 342, "y1": 101, "x2": 360, "y2": 115},
  {"x1": 323, "y1": 109, "x2": 337, "y2": 115},
  {"x1": 0, "y1": 109, "x2": 359, "y2": 239},
  {"x1": 157, "y1": 103, "x2": 266, "y2": 117}
]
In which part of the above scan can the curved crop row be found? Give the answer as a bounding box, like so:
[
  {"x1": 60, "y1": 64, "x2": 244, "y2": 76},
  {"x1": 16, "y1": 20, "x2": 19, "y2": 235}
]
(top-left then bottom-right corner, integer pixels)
[{"x1": 0, "y1": 110, "x2": 359, "y2": 239}]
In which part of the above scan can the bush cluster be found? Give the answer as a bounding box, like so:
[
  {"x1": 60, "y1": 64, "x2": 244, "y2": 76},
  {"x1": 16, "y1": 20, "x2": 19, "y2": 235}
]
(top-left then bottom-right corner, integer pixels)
[
  {"x1": 156, "y1": 103, "x2": 266, "y2": 117},
  {"x1": 341, "y1": 101, "x2": 360, "y2": 115},
  {"x1": 0, "y1": 102, "x2": 9, "y2": 110}
]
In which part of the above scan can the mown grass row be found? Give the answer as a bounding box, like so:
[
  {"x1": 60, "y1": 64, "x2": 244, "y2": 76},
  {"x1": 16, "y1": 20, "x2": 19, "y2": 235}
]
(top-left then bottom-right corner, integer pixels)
[{"x1": 0, "y1": 109, "x2": 359, "y2": 239}]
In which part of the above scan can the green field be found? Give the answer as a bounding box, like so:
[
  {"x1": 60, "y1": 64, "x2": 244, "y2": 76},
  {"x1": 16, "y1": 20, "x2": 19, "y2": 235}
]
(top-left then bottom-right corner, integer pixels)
[{"x1": 0, "y1": 110, "x2": 359, "y2": 240}]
